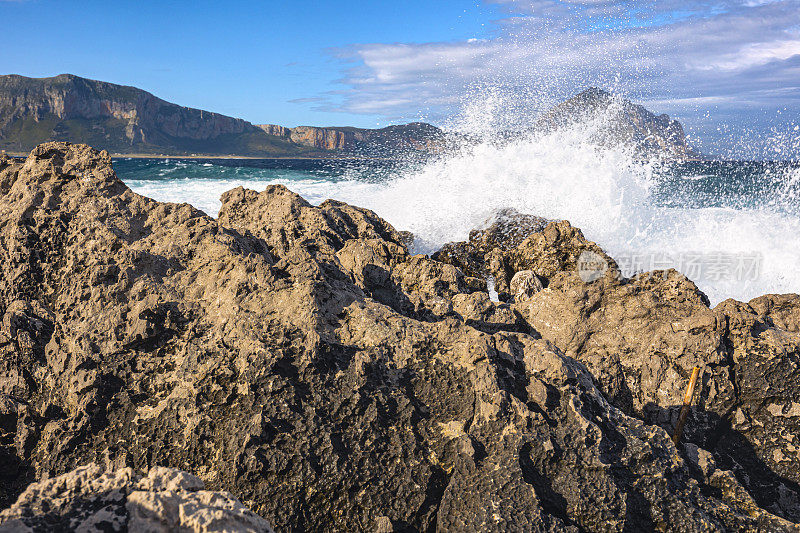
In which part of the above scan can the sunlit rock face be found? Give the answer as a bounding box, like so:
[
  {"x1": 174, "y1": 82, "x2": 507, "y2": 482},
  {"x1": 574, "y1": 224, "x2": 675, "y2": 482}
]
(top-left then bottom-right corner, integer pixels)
[
  {"x1": 0, "y1": 464, "x2": 274, "y2": 532},
  {"x1": 0, "y1": 142, "x2": 797, "y2": 531},
  {"x1": 0, "y1": 74, "x2": 252, "y2": 147}
]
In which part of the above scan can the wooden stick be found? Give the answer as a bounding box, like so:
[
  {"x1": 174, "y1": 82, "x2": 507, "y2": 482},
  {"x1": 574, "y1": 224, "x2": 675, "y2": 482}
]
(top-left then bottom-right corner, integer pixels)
[{"x1": 672, "y1": 366, "x2": 701, "y2": 445}]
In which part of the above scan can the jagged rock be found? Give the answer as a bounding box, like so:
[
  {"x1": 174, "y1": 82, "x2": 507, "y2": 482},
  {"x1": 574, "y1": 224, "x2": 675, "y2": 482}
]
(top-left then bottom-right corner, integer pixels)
[
  {"x1": 0, "y1": 142, "x2": 797, "y2": 531},
  {"x1": 433, "y1": 208, "x2": 548, "y2": 292},
  {"x1": 748, "y1": 293, "x2": 800, "y2": 332},
  {"x1": 467, "y1": 208, "x2": 549, "y2": 252},
  {"x1": 683, "y1": 443, "x2": 716, "y2": 479},
  {"x1": 0, "y1": 463, "x2": 273, "y2": 532},
  {"x1": 514, "y1": 270, "x2": 800, "y2": 521},
  {"x1": 450, "y1": 292, "x2": 531, "y2": 334},
  {"x1": 397, "y1": 230, "x2": 415, "y2": 249},
  {"x1": 435, "y1": 213, "x2": 617, "y2": 299},
  {"x1": 516, "y1": 268, "x2": 720, "y2": 416},
  {"x1": 509, "y1": 270, "x2": 543, "y2": 302},
  {"x1": 435, "y1": 205, "x2": 800, "y2": 524}
]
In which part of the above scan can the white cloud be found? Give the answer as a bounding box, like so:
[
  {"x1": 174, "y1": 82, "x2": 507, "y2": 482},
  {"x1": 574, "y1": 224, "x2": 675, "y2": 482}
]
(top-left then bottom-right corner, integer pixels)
[
  {"x1": 701, "y1": 39, "x2": 800, "y2": 70},
  {"x1": 314, "y1": 0, "x2": 800, "y2": 154}
]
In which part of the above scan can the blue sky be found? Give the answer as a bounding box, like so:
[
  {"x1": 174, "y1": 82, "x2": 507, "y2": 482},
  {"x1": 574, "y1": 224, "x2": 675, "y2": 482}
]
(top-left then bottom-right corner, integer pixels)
[
  {"x1": 0, "y1": 0, "x2": 501, "y2": 127},
  {"x1": 2, "y1": 0, "x2": 799, "y2": 156}
]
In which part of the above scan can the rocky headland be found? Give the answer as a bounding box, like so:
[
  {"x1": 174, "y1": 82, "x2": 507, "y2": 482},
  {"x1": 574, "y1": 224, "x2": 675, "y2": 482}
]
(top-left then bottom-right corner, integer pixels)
[
  {"x1": 255, "y1": 123, "x2": 445, "y2": 154},
  {"x1": 536, "y1": 88, "x2": 703, "y2": 160},
  {"x1": 0, "y1": 74, "x2": 442, "y2": 158},
  {"x1": 0, "y1": 143, "x2": 797, "y2": 531}
]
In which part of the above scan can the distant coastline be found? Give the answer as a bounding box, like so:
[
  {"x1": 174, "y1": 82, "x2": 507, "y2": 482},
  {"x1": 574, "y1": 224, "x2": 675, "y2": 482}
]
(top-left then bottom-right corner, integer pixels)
[
  {"x1": 2, "y1": 150, "x2": 402, "y2": 161},
  {"x1": 0, "y1": 75, "x2": 700, "y2": 161}
]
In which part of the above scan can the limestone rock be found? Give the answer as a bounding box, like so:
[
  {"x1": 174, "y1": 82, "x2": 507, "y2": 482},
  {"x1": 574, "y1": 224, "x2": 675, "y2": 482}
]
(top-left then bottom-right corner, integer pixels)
[
  {"x1": 0, "y1": 142, "x2": 796, "y2": 531},
  {"x1": 0, "y1": 464, "x2": 273, "y2": 532},
  {"x1": 509, "y1": 270, "x2": 543, "y2": 302},
  {"x1": 254, "y1": 123, "x2": 445, "y2": 155},
  {"x1": 433, "y1": 208, "x2": 548, "y2": 290},
  {"x1": 506, "y1": 241, "x2": 799, "y2": 522},
  {"x1": 435, "y1": 213, "x2": 618, "y2": 298},
  {"x1": 0, "y1": 74, "x2": 259, "y2": 154},
  {"x1": 434, "y1": 202, "x2": 800, "y2": 524}
]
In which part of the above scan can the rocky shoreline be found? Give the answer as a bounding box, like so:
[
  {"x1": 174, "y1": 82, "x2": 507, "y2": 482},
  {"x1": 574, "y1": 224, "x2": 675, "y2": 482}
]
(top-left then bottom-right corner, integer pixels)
[{"x1": 0, "y1": 143, "x2": 798, "y2": 531}]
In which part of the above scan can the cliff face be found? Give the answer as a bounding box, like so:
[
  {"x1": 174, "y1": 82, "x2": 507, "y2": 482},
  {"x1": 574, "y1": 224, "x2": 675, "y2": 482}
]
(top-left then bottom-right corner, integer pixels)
[
  {"x1": 537, "y1": 88, "x2": 701, "y2": 160},
  {"x1": 0, "y1": 75, "x2": 318, "y2": 156},
  {"x1": 290, "y1": 125, "x2": 351, "y2": 150},
  {"x1": 255, "y1": 124, "x2": 290, "y2": 138},
  {"x1": 0, "y1": 74, "x2": 444, "y2": 158},
  {"x1": 255, "y1": 122, "x2": 445, "y2": 154},
  {"x1": 0, "y1": 143, "x2": 798, "y2": 531},
  {"x1": 0, "y1": 74, "x2": 250, "y2": 143}
]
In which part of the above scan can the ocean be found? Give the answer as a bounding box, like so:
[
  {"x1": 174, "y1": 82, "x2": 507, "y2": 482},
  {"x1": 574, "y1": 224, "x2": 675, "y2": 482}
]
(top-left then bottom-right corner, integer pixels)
[{"x1": 115, "y1": 132, "x2": 800, "y2": 307}]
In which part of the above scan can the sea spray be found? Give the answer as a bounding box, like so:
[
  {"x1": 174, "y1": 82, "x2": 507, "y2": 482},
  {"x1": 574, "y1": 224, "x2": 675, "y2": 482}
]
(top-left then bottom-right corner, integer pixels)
[{"x1": 120, "y1": 101, "x2": 800, "y2": 305}]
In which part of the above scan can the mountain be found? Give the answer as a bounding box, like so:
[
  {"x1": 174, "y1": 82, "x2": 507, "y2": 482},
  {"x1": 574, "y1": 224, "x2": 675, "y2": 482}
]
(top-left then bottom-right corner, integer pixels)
[
  {"x1": 537, "y1": 88, "x2": 702, "y2": 159},
  {"x1": 256, "y1": 122, "x2": 444, "y2": 155},
  {"x1": 0, "y1": 74, "x2": 442, "y2": 157},
  {"x1": 0, "y1": 74, "x2": 321, "y2": 156}
]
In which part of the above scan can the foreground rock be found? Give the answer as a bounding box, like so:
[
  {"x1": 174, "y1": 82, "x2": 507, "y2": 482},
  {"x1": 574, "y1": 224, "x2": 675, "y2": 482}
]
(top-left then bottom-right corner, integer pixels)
[
  {"x1": 433, "y1": 209, "x2": 618, "y2": 300},
  {"x1": 437, "y1": 209, "x2": 800, "y2": 523},
  {"x1": 0, "y1": 463, "x2": 273, "y2": 532},
  {"x1": 0, "y1": 143, "x2": 797, "y2": 531}
]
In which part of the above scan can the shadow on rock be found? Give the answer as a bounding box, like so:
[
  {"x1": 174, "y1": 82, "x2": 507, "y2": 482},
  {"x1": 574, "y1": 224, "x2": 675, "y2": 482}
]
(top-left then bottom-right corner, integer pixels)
[{"x1": 645, "y1": 402, "x2": 800, "y2": 523}]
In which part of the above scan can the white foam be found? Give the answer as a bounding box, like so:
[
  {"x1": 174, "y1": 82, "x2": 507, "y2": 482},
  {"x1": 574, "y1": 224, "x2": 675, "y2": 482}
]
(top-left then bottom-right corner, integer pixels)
[
  {"x1": 126, "y1": 109, "x2": 800, "y2": 306},
  {"x1": 129, "y1": 177, "x2": 379, "y2": 218}
]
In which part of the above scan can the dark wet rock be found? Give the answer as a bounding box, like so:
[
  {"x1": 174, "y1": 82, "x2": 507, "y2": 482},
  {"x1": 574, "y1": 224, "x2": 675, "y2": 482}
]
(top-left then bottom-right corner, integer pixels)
[
  {"x1": 433, "y1": 209, "x2": 548, "y2": 288},
  {"x1": 435, "y1": 213, "x2": 617, "y2": 298},
  {"x1": 0, "y1": 142, "x2": 797, "y2": 531},
  {"x1": 0, "y1": 463, "x2": 274, "y2": 532},
  {"x1": 748, "y1": 293, "x2": 800, "y2": 332},
  {"x1": 467, "y1": 208, "x2": 549, "y2": 251},
  {"x1": 397, "y1": 230, "x2": 415, "y2": 249}
]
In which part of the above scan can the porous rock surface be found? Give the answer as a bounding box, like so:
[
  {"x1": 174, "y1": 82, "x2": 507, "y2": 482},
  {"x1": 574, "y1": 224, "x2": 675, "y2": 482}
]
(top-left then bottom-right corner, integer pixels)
[
  {"x1": 0, "y1": 142, "x2": 798, "y2": 531},
  {"x1": 0, "y1": 463, "x2": 273, "y2": 532},
  {"x1": 437, "y1": 208, "x2": 800, "y2": 524},
  {"x1": 433, "y1": 209, "x2": 617, "y2": 299}
]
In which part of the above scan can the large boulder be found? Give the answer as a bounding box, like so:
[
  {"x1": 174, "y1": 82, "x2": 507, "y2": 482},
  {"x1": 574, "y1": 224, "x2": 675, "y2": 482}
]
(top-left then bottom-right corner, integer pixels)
[
  {"x1": 0, "y1": 143, "x2": 796, "y2": 531},
  {"x1": 0, "y1": 463, "x2": 273, "y2": 532},
  {"x1": 520, "y1": 272, "x2": 800, "y2": 520}
]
